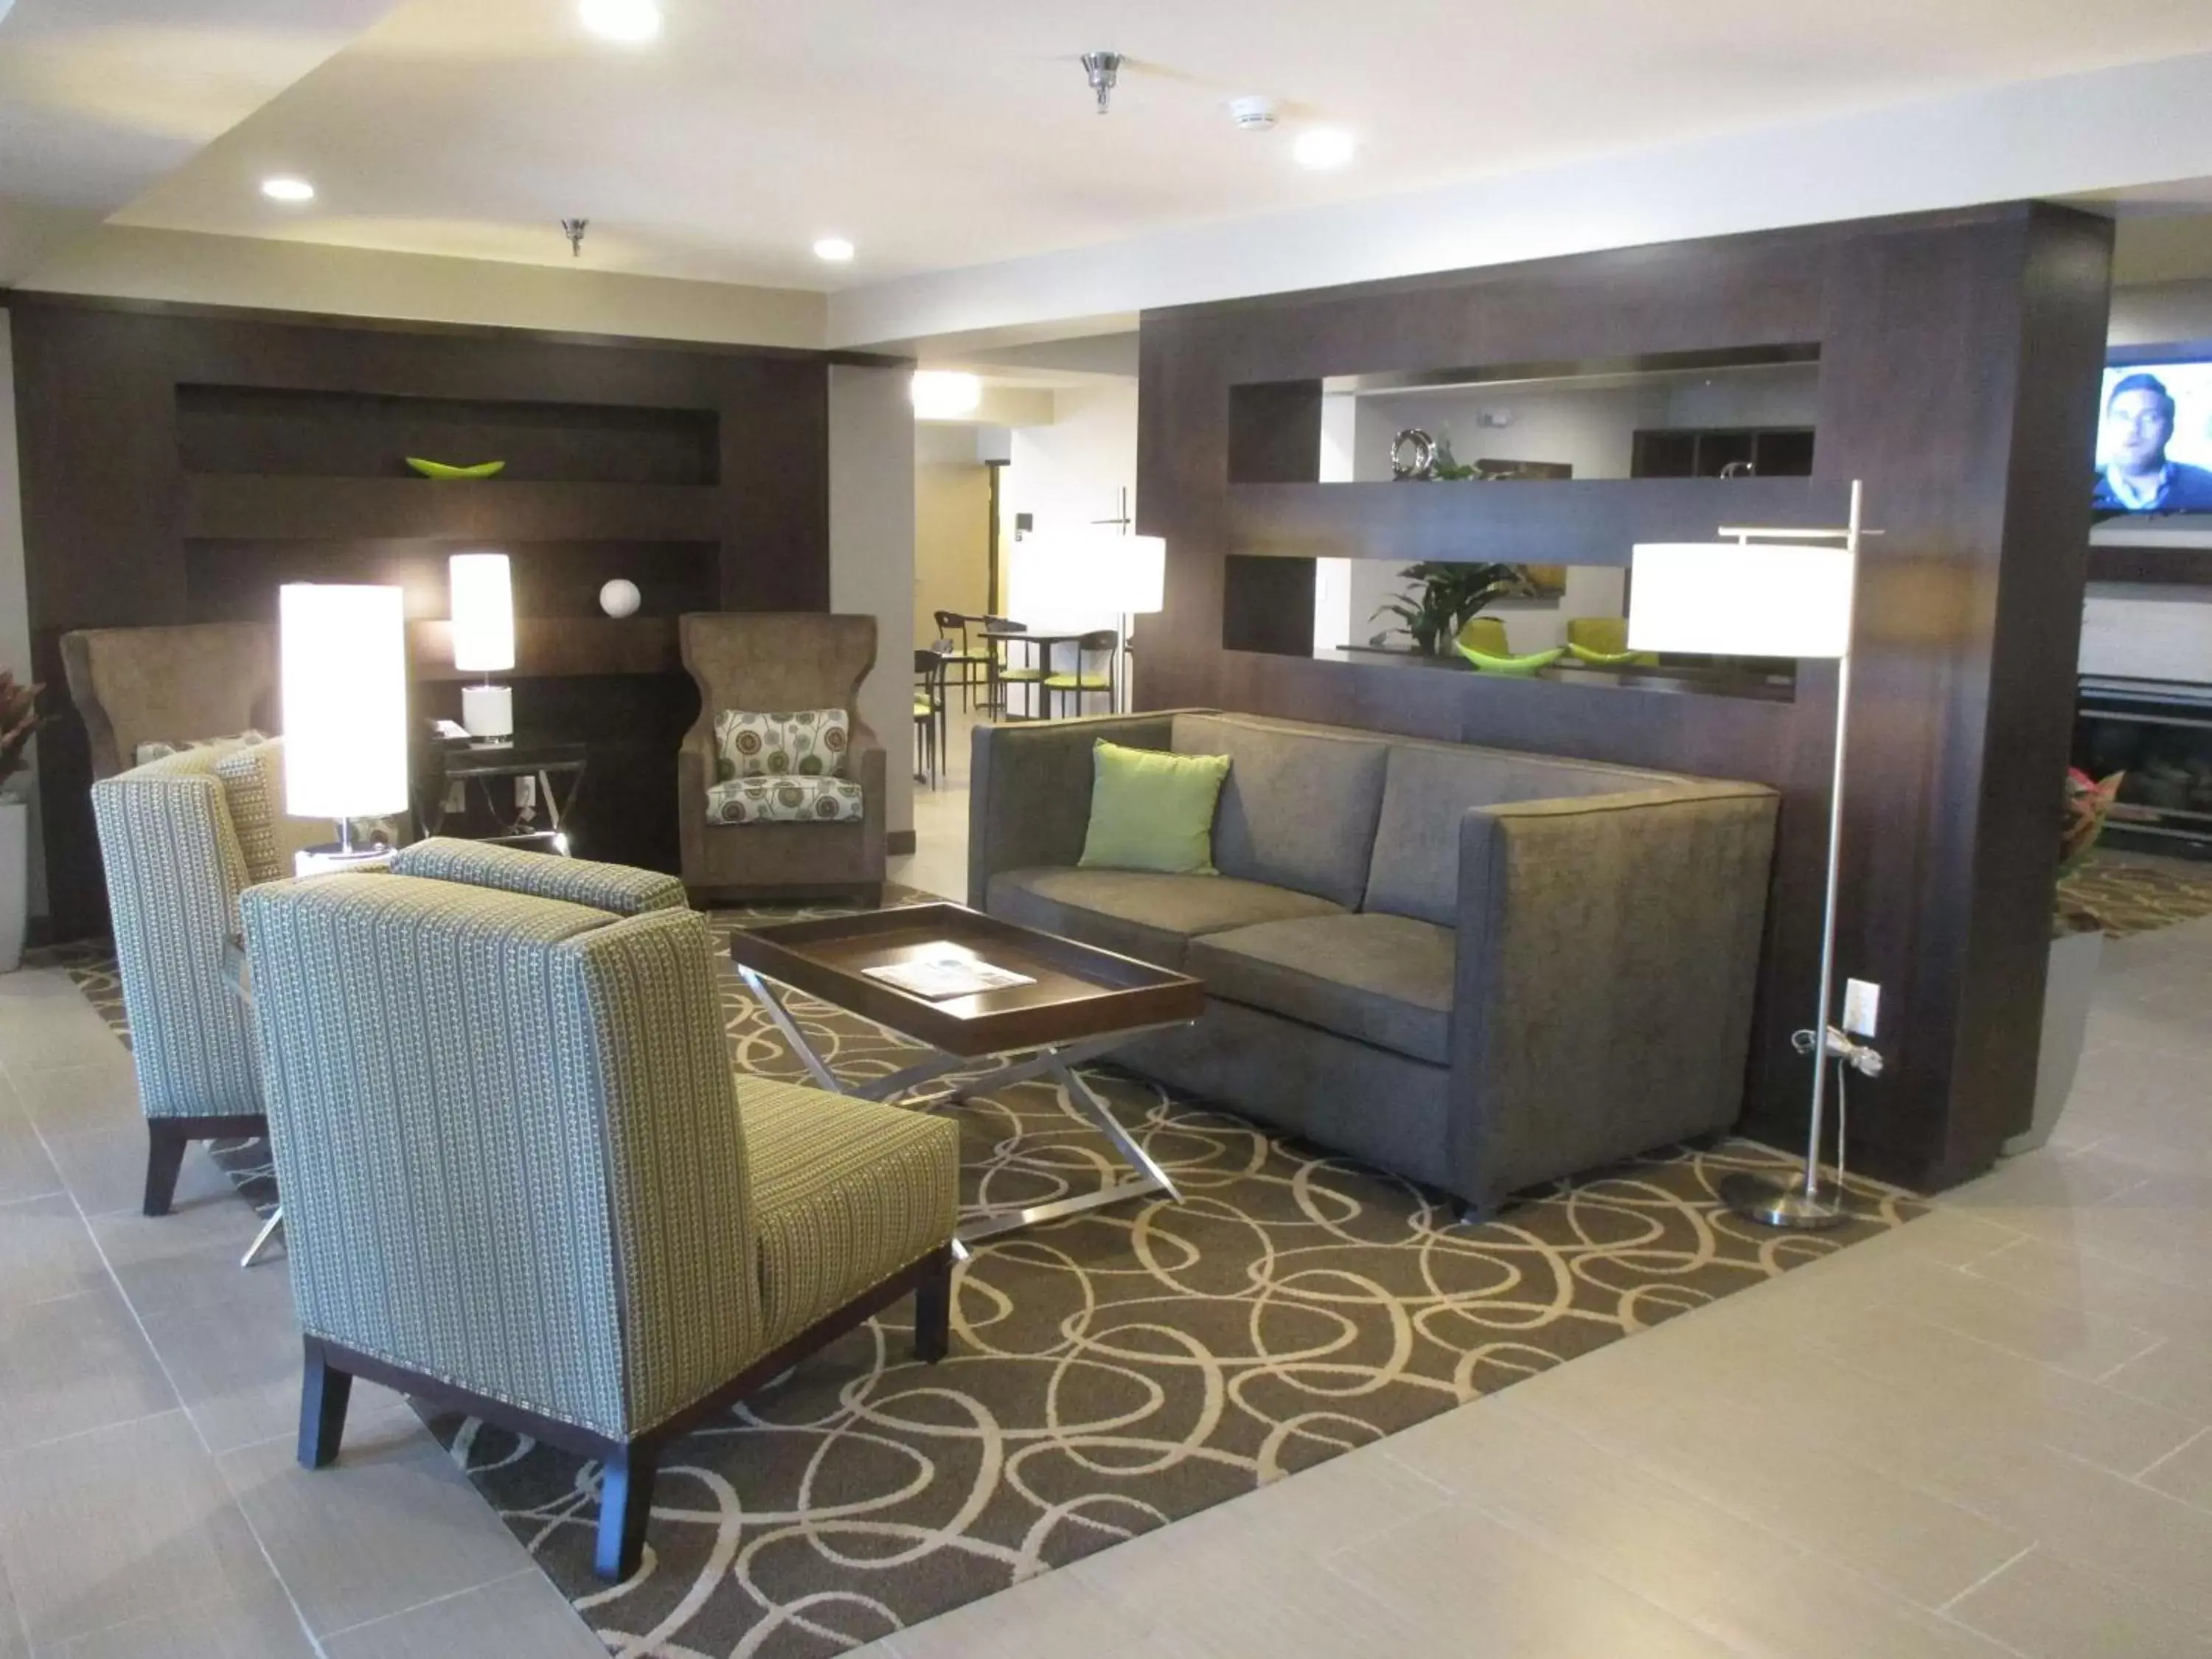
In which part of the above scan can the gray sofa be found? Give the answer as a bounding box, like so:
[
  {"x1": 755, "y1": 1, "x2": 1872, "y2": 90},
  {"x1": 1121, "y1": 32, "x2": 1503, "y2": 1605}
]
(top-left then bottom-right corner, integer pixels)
[{"x1": 968, "y1": 709, "x2": 1779, "y2": 1214}]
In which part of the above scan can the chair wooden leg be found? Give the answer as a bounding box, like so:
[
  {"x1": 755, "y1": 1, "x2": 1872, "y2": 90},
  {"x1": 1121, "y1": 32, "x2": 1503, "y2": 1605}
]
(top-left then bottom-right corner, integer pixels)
[
  {"x1": 298, "y1": 1338, "x2": 355, "y2": 1470},
  {"x1": 913, "y1": 1246, "x2": 952, "y2": 1364},
  {"x1": 594, "y1": 1443, "x2": 661, "y2": 1582},
  {"x1": 142, "y1": 1121, "x2": 189, "y2": 1217}
]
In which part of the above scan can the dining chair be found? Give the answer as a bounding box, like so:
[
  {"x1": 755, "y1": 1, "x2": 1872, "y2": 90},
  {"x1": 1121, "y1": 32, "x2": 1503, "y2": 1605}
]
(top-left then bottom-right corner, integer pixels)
[
  {"x1": 913, "y1": 648, "x2": 950, "y2": 787},
  {"x1": 989, "y1": 619, "x2": 1047, "y2": 720},
  {"x1": 932, "y1": 611, "x2": 992, "y2": 714},
  {"x1": 1043, "y1": 629, "x2": 1120, "y2": 720}
]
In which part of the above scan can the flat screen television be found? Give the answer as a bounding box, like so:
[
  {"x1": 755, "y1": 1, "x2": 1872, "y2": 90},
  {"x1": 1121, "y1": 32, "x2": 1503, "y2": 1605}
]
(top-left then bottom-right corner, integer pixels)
[{"x1": 2093, "y1": 355, "x2": 2212, "y2": 517}]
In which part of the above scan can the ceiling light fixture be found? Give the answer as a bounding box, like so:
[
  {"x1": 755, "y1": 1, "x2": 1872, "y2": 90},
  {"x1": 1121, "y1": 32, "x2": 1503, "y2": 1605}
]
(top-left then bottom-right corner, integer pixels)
[
  {"x1": 1293, "y1": 128, "x2": 1357, "y2": 170},
  {"x1": 812, "y1": 237, "x2": 855, "y2": 263},
  {"x1": 1081, "y1": 51, "x2": 1122, "y2": 115},
  {"x1": 911, "y1": 372, "x2": 982, "y2": 420},
  {"x1": 579, "y1": 0, "x2": 661, "y2": 44},
  {"x1": 260, "y1": 176, "x2": 316, "y2": 204},
  {"x1": 1228, "y1": 96, "x2": 1279, "y2": 132}
]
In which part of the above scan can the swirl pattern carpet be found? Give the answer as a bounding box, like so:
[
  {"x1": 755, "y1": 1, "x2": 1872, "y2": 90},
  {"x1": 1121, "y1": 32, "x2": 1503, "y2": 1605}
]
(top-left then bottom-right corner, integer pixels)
[{"x1": 52, "y1": 903, "x2": 1919, "y2": 1659}]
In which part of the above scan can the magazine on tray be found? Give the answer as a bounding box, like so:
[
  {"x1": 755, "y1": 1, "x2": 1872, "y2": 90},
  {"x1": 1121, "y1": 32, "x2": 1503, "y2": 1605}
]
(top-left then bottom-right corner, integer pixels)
[{"x1": 863, "y1": 949, "x2": 1035, "y2": 1001}]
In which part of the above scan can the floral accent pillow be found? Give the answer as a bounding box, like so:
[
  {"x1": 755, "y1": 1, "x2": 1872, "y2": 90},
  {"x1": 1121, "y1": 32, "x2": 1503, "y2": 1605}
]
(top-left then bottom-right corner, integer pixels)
[
  {"x1": 713, "y1": 708, "x2": 849, "y2": 781},
  {"x1": 703, "y1": 776, "x2": 864, "y2": 825}
]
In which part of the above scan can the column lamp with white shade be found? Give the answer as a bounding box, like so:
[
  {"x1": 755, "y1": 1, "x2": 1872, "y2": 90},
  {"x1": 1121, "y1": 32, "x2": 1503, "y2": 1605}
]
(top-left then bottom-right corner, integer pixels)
[
  {"x1": 1628, "y1": 479, "x2": 1882, "y2": 1231},
  {"x1": 1006, "y1": 529, "x2": 1166, "y2": 709},
  {"x1": 450, "y1": 552, "x2": 515, "y2": 742},
  {"x1": 280, "y1": 582, "x2": 410, "y2": 868}
]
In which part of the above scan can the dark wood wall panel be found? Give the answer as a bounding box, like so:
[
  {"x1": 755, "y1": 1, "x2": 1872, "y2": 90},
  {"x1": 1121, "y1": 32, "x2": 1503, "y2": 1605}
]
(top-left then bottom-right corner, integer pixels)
[
  {"x1": 10, "y1": 296, "x2": 838, "y2": 937},
  {"x1": 1135, "y1": 204, "x2": 2115, "y2": 1194}
]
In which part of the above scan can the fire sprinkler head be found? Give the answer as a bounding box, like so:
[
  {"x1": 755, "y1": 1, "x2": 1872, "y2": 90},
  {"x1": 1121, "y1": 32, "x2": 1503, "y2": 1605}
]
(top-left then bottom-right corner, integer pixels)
[{"x1": 1081, "y1": 50, "x2": 1123, "y2": 114}]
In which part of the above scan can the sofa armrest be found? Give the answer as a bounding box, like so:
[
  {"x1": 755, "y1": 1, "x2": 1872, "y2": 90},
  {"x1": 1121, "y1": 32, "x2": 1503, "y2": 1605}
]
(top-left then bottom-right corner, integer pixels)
[
  {"x1": 967, "y1": 711, "x2": 1180, "y2": 908},
  {"x1": 852, "y1": 733, "x2": 888, "y2": 880},
  {"x1": 1447, "y1": 783, "x2": 1779, "y2": 1207}
]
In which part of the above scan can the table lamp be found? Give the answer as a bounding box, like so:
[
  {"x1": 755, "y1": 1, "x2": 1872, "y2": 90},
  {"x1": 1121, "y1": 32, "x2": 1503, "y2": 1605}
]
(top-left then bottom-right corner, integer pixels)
[
  {"x1": 280, "y1": 582, "x2": 409, "y2": 865},
  {"x1": 450, "y1": 552, "x2": 515, "y2": 742},
  {"x1": 1629, "y1": 479, "x2": 1879, "y2": 1230}
]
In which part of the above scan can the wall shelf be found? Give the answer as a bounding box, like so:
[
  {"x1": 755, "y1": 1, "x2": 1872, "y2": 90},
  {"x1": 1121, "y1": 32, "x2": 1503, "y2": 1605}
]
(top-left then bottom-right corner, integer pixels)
[
  {"x1": 184, "y1": 476, "x2": 723, "y2": 543},
  {"x1": 408, "y1": 616, "x2": 682, "y2": 681},
  {"x1": 1223, "y1": 477, "x2": 1846, "y2": 566}
]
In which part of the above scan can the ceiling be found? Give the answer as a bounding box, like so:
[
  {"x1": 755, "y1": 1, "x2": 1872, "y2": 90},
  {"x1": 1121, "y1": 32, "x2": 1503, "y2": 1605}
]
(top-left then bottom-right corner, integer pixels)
[{"x1": 12, "y1": 0, "x2": 2212, "y2": 297}]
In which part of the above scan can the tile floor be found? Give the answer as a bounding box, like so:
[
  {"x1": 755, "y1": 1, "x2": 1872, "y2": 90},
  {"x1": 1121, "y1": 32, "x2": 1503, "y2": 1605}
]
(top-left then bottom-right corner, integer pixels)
[{"x1": 1, "y1": 787, "x2": 2207, "y2": 1653}]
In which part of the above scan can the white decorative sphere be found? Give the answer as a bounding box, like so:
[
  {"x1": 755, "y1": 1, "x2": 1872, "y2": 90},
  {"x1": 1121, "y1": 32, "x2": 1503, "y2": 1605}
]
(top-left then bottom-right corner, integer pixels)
[{"x1": 599, "y1": 579, "x2": 641, "y2": 619}]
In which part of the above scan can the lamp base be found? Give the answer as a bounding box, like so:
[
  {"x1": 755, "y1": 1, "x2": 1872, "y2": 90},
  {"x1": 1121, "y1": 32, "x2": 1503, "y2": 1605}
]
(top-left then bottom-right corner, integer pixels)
[
  {"x1": 462, "y1": 684, "x2": 513, "y2": 742},
  {"x1": 1719, "y1": 1169, "x2": 1854, "y2": 1231}
]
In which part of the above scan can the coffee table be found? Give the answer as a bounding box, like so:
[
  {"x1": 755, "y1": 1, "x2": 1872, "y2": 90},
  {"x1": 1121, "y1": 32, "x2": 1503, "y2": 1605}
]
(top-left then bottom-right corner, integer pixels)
[{"x1": 728, "y1": 902, "x2": 1204, "y2": 1244}]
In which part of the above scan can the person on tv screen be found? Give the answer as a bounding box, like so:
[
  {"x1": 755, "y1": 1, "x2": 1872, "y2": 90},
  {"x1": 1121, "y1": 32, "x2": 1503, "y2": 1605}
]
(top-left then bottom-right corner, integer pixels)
[{"x1": 2094, "y1": 372, "x2": 2212, "y2": 513}]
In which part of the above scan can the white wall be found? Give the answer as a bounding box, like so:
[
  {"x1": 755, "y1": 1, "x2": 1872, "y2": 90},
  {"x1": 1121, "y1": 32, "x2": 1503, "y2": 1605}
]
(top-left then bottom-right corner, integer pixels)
[
  {"x1": 0, "y1": 315, "x2": 42, "y2": 921},
  {"x1": 827, "y1": 365, "x2": 917, "y2": 841},
  {"x1": 830, "y1": 51, "x2": 2212, "y2": 349}
]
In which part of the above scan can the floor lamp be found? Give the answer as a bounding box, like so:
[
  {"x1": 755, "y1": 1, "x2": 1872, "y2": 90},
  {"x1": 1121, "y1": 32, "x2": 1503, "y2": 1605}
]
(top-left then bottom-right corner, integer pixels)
[
  {"x1": 1629, "y1": 480, "x2": 1880, "y2": 1231},
  {"x1": 1094, "y1": 535, "x2": 1166, "y2": 710}
]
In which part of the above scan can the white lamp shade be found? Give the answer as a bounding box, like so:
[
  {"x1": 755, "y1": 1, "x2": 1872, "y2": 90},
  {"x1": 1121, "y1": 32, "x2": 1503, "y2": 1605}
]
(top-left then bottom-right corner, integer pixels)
[
  {"x1": 1007, "y1": 530, "x2": 1167, "y2": 625},
  {"x1": 448, "y1": 552, "x2": 515, "y2": 673},
  {"x1": 1627, "y1": 542, "x2": 1855, "y2": 658},
  {"x1": 280, "y1": 583, "x2": 409, "y2": 821}
]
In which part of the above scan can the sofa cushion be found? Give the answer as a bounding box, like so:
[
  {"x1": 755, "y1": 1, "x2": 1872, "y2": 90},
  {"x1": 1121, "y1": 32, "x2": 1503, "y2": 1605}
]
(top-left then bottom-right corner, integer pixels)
[
  {"x1": 706, "y1": 775, "x2": 865, "y2": 825},
  {"x1": 1364, "y1": 741, "x2": 1677, "y2": 926},
  {"x1": 1187, "y1": 912, "x2": 1455, "y2": 1065},
  {"x1": 987, "y1": 866, "x2": 1342, "y2": 971},
  {"x1": 1169, "y1": 712, "x2": 1389, "y2": 909}
]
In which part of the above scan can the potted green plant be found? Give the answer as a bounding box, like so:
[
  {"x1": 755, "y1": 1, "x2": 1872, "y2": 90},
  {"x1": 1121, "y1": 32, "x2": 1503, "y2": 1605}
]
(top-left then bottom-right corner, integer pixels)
[
  {"x1": 0, "y1": 674, "x2": 43, "y2": 972},
  {"x1": 2003, "y1": 768, "x2": 2123, "y2": 1155},
  {"x1": 1371, "y1": 562, "x2": 1533, "y2": 657}
]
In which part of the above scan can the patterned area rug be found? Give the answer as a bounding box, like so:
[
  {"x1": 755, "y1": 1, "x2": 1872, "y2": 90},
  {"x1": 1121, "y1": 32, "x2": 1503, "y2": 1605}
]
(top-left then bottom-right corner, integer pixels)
[
  {"x1": 2057, "y1": 851, "x2": 2212, "y2": 939},
  {"x1": 52, "y1": 901, "x2": 1921, "y2": 1659}
]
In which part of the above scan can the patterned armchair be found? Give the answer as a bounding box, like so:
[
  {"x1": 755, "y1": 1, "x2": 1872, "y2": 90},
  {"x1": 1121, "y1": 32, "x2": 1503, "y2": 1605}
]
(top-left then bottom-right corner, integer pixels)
[
  {"x1": 240, "y1": 840, "x2": 959, "y2": 1581},
  {"x1": 90, "y1": 736, "x2": 324, "y2": 1214},
  {"x1": 677, "y1": 612, "x2": 887, "y2": 905}
]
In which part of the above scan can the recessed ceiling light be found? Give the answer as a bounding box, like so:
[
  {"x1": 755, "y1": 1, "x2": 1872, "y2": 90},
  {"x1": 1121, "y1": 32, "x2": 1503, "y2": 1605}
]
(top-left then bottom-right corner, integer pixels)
[
  {"x1": 1293, "y1": 128, "x2": 1357, "y2": 170},
  {"x1": 260, "y1": 176, "x2": 316, "y2": 203},
  {"x1": 813, "y1": 237, "x2": 855, "y2": 263},
  {"x1": 579, "y1": 0, "x2": 661, "y2": 43},
  {"x1": 912, "y1": 372, "x2": 982, "y2": 420}
]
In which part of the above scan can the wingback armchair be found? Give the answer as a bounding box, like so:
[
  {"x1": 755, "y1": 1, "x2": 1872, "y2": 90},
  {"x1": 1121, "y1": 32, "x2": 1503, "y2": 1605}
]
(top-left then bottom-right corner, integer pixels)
[
  {"x1": 90, "y1": 736, "x2": 324, "y2": 1214},
  {"x1": 61, "y1": 622, "x2": 277, "y2": 779},
  {"x1": 677, "y1": 612, "x2": 887, "y2": 905},
  {"x1": 240, "y1": 839, "x2": 959, "y2": 1580}
]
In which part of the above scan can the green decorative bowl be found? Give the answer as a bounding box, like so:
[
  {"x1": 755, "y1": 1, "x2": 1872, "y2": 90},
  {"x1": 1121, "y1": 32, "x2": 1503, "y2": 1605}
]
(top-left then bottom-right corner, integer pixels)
[
  {"x1": 1455, "y1": 643, "x2": 1565, "y2": 677},
  {"x1": 1568, "y1": 643, "x2": 1660, "y2": 667},
  {"x1": 406, "y1": 457, "x2": 506, "y2": 480}
]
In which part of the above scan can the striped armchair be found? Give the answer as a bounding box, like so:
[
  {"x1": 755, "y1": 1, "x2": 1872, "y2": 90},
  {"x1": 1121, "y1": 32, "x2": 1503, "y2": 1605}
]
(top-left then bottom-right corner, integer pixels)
[
  {"x1": 240, "y1": 844, "x2": 959, "y2": 1581},
  {"x1": 90, "y1": 737, "x2": 301, "y2": 1214}
]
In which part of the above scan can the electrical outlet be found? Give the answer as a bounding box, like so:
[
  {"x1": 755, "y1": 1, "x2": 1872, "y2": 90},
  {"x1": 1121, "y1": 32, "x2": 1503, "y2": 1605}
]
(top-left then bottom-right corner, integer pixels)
[{"x1": 1843, "y1": 978, "x2": 1881, "y2": 1038}]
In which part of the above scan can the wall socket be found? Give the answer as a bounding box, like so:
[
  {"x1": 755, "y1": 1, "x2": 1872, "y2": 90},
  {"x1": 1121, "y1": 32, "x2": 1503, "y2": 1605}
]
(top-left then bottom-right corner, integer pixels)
[{"x1": 1843, "y1": 978, "x2": 1882, "y2": 1038}]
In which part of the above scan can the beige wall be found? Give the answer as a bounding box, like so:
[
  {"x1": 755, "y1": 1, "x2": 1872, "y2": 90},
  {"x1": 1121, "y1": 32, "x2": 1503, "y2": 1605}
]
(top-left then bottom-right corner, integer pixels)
[
  {"x1": 915, "y1": 463, "x2": 992, "y2": 647},
  {"x1": 827, "y1": 364, "x2": 917, "y2": 840}
]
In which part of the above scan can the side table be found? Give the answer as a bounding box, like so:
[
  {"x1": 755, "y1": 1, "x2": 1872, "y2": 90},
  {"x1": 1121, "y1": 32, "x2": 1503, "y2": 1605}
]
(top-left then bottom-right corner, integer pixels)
[{"x1": 417, "y1": 738, "x2": 588, "y2": 853}]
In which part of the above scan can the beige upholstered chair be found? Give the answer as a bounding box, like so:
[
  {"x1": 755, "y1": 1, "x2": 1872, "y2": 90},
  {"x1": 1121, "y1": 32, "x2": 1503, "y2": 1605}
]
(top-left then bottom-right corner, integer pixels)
[
  {"x1": 242, "y1": 840, "x2": 958, "y2": 1580},
  {"x1": 60, "y1": 622, "x2": 278, "y2": 780},
  {"x1": 678, "y1": 613, "x2": 887, "y2": 905}
]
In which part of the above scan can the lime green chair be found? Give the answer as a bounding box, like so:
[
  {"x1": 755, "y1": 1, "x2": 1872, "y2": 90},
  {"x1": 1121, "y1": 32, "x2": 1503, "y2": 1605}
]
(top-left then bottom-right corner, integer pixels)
[
  {"x1": 1455, "y1": 616, "x2": 1510, "y2": 656},
  {"x1": 1455, "y1": 644, "x2": 1565, "y2": 678},
  {"x1": 1044, "y1": 629, "x2": 1119, "y2": 719}
]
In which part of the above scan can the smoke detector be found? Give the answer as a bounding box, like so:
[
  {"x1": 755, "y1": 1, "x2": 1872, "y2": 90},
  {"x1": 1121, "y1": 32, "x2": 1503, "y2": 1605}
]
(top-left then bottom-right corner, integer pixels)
[
  {"x1": 1228, "y1": 96, "x2": 1279, "y2": 132},
  {"x1": 1080, "y1": 51, "x2": 1122, "y2": 114}
]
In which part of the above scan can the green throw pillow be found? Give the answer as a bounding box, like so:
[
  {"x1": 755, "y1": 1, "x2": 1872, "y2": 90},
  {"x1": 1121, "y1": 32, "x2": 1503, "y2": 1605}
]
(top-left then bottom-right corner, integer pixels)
[{"x1": 1078, "y1": 740, "x2": 1231, "y2": 875}]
